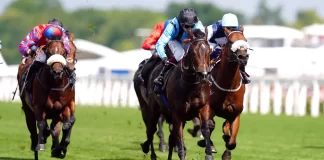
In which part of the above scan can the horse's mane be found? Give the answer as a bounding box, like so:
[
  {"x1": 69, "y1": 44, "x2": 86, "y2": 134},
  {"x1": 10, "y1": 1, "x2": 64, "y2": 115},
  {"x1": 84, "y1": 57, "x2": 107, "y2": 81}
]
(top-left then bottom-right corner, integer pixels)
[{"x1": 192, "y1": 29, "x2": 206, "y2": 39}]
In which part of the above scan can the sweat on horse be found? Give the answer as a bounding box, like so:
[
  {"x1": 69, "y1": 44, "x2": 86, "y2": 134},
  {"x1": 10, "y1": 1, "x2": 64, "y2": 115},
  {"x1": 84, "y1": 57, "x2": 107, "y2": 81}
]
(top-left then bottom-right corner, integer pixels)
[{"x1": 16, "y1": 33, "x2": 77, "y2": 160}]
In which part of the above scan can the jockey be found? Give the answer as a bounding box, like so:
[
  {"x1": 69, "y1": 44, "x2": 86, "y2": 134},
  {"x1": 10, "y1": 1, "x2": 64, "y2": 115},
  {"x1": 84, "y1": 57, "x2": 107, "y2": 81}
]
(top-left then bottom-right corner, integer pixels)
[
  {"x1": 47, "y1": 18, "x2": 76, "y2": 88},
  {"x1": 138, "y1": 21, "x2": 169, "y2": 83},
  {"x1": 153, "y1": 8, "x2": 205, "y2": 92},
  {"x1": 206, "y1": 13, "x2": 251, "y2": 84},
  {"x1": 18, "y1": 24, "x2": 70, "y2": 87},
  {"x1": 48, "y1": 18, "x2": 71, "y2": 38}
]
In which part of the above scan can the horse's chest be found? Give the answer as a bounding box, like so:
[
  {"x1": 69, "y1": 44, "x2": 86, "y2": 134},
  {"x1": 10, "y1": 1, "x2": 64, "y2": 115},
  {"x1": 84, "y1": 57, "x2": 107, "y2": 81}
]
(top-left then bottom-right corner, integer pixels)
[
  {"x1": 48, "y1": 93, "x2": 68, "y2": 109},
  {"x1": 188, "y1": 96, "x2": 207, "y2": 109}
]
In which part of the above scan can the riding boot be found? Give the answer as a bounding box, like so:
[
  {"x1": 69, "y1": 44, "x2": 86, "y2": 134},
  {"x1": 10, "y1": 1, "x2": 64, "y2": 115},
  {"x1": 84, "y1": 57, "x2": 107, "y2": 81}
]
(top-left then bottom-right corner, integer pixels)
[
  {"x1": 25, "y1": 61, "x2": 43, "y2": 91},
  {"x1": 153, "y1": 63, "x2": 172, "y2": 93},
  {"x1": 239, "y1": 66, "x2": 250, "y2": 84}
]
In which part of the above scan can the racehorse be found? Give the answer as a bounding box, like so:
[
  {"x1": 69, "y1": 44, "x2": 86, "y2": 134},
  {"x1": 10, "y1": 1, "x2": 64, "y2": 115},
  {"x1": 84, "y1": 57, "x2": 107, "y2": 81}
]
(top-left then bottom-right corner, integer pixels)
[
  {"x1": 17, "y1": 33, "x2": 77, "y2": 160},
  {"x1": 189, "y1": 26, "x2": 250, "y2": 160},
  {"x1": 136, "y1": 28, "x2": 214, "y2": 160}
]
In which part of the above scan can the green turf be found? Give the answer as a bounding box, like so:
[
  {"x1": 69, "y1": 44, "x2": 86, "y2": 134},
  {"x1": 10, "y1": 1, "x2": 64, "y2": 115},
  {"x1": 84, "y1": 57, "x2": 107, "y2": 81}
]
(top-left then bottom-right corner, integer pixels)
[{"x1": 0, "y1": 102, "x2": 323, "y2": 160}]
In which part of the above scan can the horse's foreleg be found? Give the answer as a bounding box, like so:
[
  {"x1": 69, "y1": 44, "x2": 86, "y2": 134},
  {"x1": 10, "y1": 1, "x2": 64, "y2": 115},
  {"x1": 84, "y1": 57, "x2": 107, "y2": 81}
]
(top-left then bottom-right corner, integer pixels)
[
  {"x1": 58, "y1": 106, "x2": 76, "y2": 158},
  {"x1": 221, "y1": 120, "x2": 232, "y2": 160},
  {"x1": 157, "y1": 114, "x2": 168, "y2": 152},
  {"x1": 228, "y1": 115, "x2": 240, "y2": 150},
  {"x1": 50, "y1": 119, "x2": 61, "y2": 151},
  {"x1": 34, "y1": 105, "x2": 46, "y2": 151},
  {"x1": 201, "y1": 104, "x2": 214, "y2": 160},
  {"x1": 172, "y1": 113, "x2": 186, "y2": 160}
]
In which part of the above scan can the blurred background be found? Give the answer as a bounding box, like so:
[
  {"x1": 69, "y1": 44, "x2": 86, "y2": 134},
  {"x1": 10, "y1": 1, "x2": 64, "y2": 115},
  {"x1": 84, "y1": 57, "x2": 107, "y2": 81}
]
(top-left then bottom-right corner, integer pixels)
[{"x1": 1, "y1": 0, "x2": 324, "y2": 117}]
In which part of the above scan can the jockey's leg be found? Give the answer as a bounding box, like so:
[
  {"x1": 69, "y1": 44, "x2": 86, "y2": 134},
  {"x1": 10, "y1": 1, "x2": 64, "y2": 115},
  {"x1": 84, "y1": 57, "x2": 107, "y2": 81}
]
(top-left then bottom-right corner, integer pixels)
[
  {"x1": 239, "y1": 65, "x2": 250, "y2": 84},
  {"x1": 154, "y1": 40, "x2": 184, "y2": 92},
  {"x1": 66, "y1": 68, "x2": 76, "y2": 89},
  {"x1": 25, "y1": 52, "x2": 46, "y2": 90},
  {"x1": 138, "y1": 51, "x2": 157, "y2": 83}
]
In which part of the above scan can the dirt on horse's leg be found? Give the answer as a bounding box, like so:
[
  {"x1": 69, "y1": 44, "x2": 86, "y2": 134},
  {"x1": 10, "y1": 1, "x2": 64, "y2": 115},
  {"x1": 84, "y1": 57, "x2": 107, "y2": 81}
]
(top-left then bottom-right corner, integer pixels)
[
  {"x1": 157, "y1": 114, "x2": 168, "y2": 152},
  {"x1": 201, "y1": 105, "x2": 214, "y2": 160},
  {"x1": 34, "y1": 105, "x2": 46, "y2": 151},
  {"x1": 22, "y1": 106, "x2": 38, "y2": 151}
]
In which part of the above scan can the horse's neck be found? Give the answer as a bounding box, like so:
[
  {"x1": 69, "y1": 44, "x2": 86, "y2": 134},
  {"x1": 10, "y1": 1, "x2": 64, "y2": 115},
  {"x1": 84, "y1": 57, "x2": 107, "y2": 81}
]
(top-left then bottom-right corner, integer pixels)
[
  {"x1": 213, "y1": 53, "x2": 241, "y2": 89},
  {"x1": 176, "y1": 63, "x2": 199, "y2": 88}
]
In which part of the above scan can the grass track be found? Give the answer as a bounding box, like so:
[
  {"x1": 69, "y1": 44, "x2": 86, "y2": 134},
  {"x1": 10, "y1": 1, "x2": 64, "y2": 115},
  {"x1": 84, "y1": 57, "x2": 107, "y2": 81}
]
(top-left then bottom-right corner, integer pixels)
[{"x1": 0, "y1": 102, "x2": 323, "y2": 160}]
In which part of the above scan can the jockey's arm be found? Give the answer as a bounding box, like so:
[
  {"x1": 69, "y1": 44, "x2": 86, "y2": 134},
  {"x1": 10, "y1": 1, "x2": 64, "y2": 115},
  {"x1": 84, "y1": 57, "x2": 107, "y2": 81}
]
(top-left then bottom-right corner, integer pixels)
[
  {"x1": 156, "y1": 22, "x2": 176, "y2": 59},
  {"x1": 61, "y1": 29, "x2": 71, "y2": 54},
  {"x1": 142, "y1": 23, "x2": 164, "y2": 50},
  {"x1": 18, "y1": 27, "x2": 40, "y2": 57}
]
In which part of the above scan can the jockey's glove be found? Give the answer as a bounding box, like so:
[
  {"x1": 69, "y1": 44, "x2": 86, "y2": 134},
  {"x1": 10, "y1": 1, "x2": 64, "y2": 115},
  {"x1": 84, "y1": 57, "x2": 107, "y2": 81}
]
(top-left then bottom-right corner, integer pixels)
[{"x1": 162, "y1": 57, "x2": 177, "y2": 65}]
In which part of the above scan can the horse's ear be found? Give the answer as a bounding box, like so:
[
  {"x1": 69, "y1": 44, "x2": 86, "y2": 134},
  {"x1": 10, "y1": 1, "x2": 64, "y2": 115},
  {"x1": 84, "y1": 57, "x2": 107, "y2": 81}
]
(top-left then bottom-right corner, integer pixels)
[
  {"x1": 240, "y1": 25, "x2": 244, "y2": 32},
  {"x1": 45, "y1": 38, "x2": 51, "y2": 44},
  {"x1": 223, "y1": 27, "x2": 231, "y2": 36},
  {"x1": 69, "y1": 33, "x2": 75, "y2": 41},
  {"x1": 182, "y1": 38, "x2": 191, "y2": 43},
  {"x1": 188, "y1": 28, "x2": 194, "y2": 39}
]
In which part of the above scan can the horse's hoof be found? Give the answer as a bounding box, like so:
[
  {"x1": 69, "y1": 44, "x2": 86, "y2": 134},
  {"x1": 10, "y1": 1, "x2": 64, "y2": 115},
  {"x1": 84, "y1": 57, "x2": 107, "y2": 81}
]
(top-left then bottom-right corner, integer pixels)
[
  {"x1": 197, "y1": 140, "x2": 206, "y2": 148},
  {"x1": 51, "y1": 148, "x2": 66, "y2": 159},
  {"x1": 150, "y1": 153, "x2": 157, "y2": 160},
  {"x1": 205, "y1": 155, "x2": 214, "y2": 160},
  {"x1": 188, "y1": 128, "x2": 202, "y2": 138},
  {"x1": 35, "y1": 144, "x2": 46, "y2": 151},
  {"x1": 159, "y1": 142, "x2": 168, "y2": 152},
  {"x1": 211, "y1": 146, "x2": 217, "y2": 153},
  {"x1": 140, "y1": 143, "x2": 149, "y2": 154},
  {"x1": 222, "y1": 150, "x2": 232, "y2": 160},
  {"x1": 226, "y1": 142, "x2": 236, "y2": 150}
]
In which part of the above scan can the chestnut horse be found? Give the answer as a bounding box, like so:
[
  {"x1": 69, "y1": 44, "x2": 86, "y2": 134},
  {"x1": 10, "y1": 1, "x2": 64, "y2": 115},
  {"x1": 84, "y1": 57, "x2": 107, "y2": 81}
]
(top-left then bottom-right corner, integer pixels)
[
  {"x1": 137, "y1": 29, "x2": 214, "y2": 160},
  {"x1": 191, "y1": 26, "x2": 250, "y2": 160},
  {"x1": 17, "y1": 34, "x2": 77, "y2": 160}
]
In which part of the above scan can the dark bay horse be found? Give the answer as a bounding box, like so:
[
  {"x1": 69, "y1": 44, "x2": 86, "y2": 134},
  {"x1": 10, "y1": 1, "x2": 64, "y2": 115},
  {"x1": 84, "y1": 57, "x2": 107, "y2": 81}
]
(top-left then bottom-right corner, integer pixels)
[
  {"x1": 17, "y1": 35, "x2": 77, "y2": 159},
  {"x1": 137, "y1": 29, "x2": 214, "y2": 160},
  {"x1": 192, "y1": 26, "x2": 250, "y2": 160}
]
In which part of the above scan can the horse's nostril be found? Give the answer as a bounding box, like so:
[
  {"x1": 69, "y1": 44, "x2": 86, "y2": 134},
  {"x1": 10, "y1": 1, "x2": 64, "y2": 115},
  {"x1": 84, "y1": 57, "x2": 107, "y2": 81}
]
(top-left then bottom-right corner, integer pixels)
[{"x1": 238, "y1": 55, "x2": 248, "y2": 59}]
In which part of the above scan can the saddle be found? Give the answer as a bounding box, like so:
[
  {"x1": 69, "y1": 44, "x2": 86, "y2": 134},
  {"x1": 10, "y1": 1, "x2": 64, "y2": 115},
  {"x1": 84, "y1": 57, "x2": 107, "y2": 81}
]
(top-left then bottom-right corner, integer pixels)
[{"x1": 161, "y1": 65, "x2": 176, "y2": 91}]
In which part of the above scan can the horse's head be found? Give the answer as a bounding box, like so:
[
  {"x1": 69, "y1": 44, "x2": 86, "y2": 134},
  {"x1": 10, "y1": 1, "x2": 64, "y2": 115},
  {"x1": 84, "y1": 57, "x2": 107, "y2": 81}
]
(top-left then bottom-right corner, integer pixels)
[
  {"x1": 181, "y1": 29, "x2": 211, "y2": 83},
  {"x1": 223, "y1": 26, "x2": 250, "y2": 67},
  {"x1": 45, "y1": 39, "x2": 67, "y2": 81}
]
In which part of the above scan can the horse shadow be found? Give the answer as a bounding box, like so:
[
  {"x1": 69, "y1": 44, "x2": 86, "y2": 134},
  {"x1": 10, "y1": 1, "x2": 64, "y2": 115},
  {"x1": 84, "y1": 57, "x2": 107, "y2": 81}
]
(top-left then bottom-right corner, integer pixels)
[
  {"x1": 0, "y1": 157, "x2": 34, "y2": 160},
  {"x1": 303, "y1": 146, "x2": 324, "y2": 149}
]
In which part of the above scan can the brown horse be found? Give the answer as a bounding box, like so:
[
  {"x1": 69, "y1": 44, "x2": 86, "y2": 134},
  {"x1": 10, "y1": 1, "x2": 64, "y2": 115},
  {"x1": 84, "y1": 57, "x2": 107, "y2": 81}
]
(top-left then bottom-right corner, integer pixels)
[
  {"x1": 17, "y1": 34, "x2": 77, "y2": 159},
  {"x1": 192, "y1": 26, "x2": 250, "y2": 160},
  {"x1": 137, "y1": 29, "x2": 214, "y2": 160}
]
